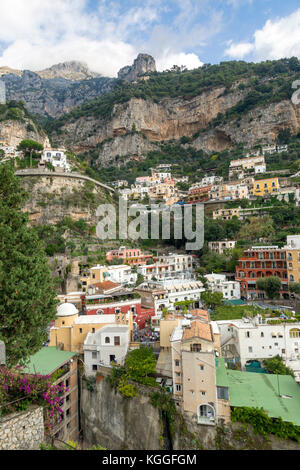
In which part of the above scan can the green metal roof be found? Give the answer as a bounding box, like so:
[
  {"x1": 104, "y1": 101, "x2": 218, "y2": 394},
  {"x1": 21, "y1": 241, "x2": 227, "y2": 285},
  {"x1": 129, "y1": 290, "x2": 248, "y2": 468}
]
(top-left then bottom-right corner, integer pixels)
[
  {"x1": 216, "y1": 359, "x2": 300, "y2": 426},
  {"x1": 224, "y1": 299, "x2": 246, "y2": 306},
  {"x1": 23, "y1": 347, "x2": 76, "y2": 376}
]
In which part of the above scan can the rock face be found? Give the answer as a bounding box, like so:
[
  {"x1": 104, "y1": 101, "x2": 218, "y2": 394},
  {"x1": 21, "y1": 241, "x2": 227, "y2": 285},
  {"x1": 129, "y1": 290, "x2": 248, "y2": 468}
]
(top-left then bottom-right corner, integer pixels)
[
  {"x1": 118, "y1": 53, "x2": 156, "y2": 82},
  {"x1": 36, "y1": 61, "x2": 101, "y2": 81},
  {"x1": 0, "y1": 119, "x2": 50, "y2": 148},
  {"x1": 20, "y1": 174, "x2": 109, "y2": 226},
  {"x1": 1, "y1": 71, "x2": 116, "y2": 118},
  {"x1": 51, "y1": 83, "x2": 300, "y2": 165},
  {"x1": 51, "y1": 86, "x2": 246, "y2": 163},
  {"x1": 0, "y1": 55, "x2": 155, "y2": 118}
]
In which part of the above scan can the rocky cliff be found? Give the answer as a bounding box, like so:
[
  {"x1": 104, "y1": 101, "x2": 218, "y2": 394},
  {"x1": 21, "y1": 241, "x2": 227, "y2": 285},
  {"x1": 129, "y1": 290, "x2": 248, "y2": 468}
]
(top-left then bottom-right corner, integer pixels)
[
  {"x1": 50, "y1": 88, "x2": 300, "y2": 166},
  {"x1": 118, "y1": 53, "x2": 156, "y2": 82},
  {"x1": 20, "y1": 173, "x2": 110, "y2": 226},
  {"x1": 1, "y1": 71, "x2": 116, "y2": 118},
  {"x1": 0, "y1": 119, "x2": 49, "y2": 148}
]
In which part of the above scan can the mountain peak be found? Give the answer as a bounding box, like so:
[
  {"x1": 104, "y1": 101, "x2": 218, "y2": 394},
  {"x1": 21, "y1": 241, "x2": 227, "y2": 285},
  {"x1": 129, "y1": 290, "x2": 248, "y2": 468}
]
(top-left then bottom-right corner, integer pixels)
[
  {"x1": 37, "y1": 61, "x2": 101, "y2": 80},
  {"x1": 118, "y1": 53, "x2": 156, "y2": 82}
]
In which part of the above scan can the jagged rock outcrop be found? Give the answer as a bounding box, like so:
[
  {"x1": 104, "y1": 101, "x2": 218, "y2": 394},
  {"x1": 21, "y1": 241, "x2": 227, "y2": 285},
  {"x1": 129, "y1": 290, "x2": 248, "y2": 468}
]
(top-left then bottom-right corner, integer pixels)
[
  {"x1": 0, "y1": 119, "x2": 50, "y2": 148},
  {"x1": 20, "y1": 174, "x2": 109, "y2": 226},
  {"x1": 1, "y1": 71, "x2": 116, "y2": 118},
  {"x1": 50, "y1": 86, "x2": 246, "y2": 163},
  {"x1": 118, "y1": 53, "x2": 156, "y2": 82},
  {"x1": 51, "y1": 83, "x2": 300, "y2": 164},
  {"x1": 36, "y1": 61, "x2": 101, "y2": 81}
]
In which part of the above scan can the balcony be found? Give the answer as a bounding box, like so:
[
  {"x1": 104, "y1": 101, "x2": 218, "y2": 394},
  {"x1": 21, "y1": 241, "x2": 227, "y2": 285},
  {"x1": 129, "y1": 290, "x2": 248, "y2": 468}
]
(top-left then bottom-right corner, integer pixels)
[{"x1": 197, "y1": 415, "x2": 216, "y2": 426}]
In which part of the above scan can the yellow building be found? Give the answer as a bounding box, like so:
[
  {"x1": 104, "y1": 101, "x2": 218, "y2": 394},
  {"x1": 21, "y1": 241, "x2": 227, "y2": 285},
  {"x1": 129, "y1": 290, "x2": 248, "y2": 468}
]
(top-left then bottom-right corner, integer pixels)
[
  {"x1": 253, "y1": 177, "x2": 279, "y2": 197},
  {"x1": 212, "y1": 207, "x2": 240, "y2": 220},
  {"x1": 49, "y1": 303, "x2": 133, "y2": 354},
  {"x1": 284, "y1": 235, "x2": 300, "y2": 284}
]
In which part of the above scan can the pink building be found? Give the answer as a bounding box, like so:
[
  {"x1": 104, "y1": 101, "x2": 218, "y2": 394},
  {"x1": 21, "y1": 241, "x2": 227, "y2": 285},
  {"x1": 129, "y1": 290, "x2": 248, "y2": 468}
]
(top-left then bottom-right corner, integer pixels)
[{"x1": 106, "y1": 246, "x2": 153, "y2": 266}]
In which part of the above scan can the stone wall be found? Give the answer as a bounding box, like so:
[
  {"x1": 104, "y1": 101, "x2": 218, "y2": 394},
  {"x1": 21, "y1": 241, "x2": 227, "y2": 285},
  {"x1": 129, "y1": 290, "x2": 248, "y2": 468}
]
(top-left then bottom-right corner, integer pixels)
[{"x1": 0, "y1": 405, "x2": 44, "y2": 450}]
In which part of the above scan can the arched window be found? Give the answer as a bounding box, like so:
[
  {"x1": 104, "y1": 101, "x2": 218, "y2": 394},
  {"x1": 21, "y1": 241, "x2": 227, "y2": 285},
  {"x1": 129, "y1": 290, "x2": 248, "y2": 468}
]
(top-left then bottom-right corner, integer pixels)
[
  {"x1": 105, "y1": 337, "x2": 110, "y2": 344},
  {"x1": 197, "y1": 404, "x2": 215, "y2": 424},
  {"x1": 96, "y1": 309, "x2": 104, "y2": 315}
]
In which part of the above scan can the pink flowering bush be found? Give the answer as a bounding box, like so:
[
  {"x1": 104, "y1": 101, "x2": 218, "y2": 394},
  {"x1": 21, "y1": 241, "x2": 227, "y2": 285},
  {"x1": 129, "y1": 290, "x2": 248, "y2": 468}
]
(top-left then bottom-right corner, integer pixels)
[{"x1": 0, "y1": 366, "x2": 69, "y2": 434}]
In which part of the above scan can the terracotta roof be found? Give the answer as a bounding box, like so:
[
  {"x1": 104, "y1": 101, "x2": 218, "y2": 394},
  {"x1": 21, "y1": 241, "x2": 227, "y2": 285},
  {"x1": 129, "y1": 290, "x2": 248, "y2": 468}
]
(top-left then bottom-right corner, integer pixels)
[
  {"x1": 183, "y1": 320, "x2": 213, "y2": 342},
  {"x1": 189, "y1": 309, "x2": 210, "y2": 321},
  {"x1": 91, "y1": 281, "x2": 121, "y2": 292}
]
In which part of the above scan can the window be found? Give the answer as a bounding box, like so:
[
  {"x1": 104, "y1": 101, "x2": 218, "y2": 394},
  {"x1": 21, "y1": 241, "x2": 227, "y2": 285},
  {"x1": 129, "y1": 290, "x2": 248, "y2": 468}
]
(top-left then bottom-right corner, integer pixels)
[
  {"x1": 199, "y1": 365, "x2": 204, "y2": 371},
  {"x1": 290, "y1": 329, "x2": 300, "y2": 338},
  {"x1": 175, "y1": 360, "x2": 180, "y2": 367},
  {"x1": 201, "y1": 391, "x2": 206, "y2": 396},
  {"x1": 190, "y1": 344, "x2": 201, "y2": 352},
  {"x1": 105, "y1": 337, "x2": 110, "y2": 344},
  {"x1": 92, "y1": 352, "x2": 97, "y2": 359},
  {"x1": 92, "y1": 365, "x2": 97, "y2": 371},
  {"x1": 217, "y1": 386, "x2": 229, "y2": 400},
  {"x1": 261, "y1": 332, "x2": 264, "y2": 337},
  {"x1": 114, "y1": 336, "x2": 120, "y2": 346},
  {"x1": 248, "y1": 346, "x2": 253, "y2": 353},
  {"x1": 79, "y1": 328, "x2": 82, "y2": 334},
  {"x1": 92, "y1": 328, "x2": 95, "y2": 333},
  {"x1": 176, "y1": 384, "x2": 181, "y2": 392},
  {"x1": 246, "y1": 331, "x2": 250, "y2": 338}
]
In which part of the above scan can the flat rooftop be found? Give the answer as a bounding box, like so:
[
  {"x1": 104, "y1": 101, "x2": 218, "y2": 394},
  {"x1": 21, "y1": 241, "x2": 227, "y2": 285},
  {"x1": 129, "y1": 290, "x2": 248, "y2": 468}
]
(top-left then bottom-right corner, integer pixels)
[{"x1": 22, "y1": 347, "x2": 76, "y2": 376}]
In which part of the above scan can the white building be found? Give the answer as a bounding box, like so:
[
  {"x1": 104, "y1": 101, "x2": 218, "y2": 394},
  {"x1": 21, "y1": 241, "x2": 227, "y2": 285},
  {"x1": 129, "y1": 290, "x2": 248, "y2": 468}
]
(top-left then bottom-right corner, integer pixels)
[
  {"x1": 138, "y1": 253, "x2": 195, "y2": 281},
  {"x1": 204, "y1": 274, "x2": 241, "y2": 300},
  {"x1": 0, "y1": 81, "x2": 5, "y2": 104},
  {"x1": 217, "y1": 315, "x2": 300, "y2": 382},
  {"x1": 229, "y1": 155, "x2": 266, "y2": 179},
  {"x1": 83, "y1": 324, "x2": 129, "y2": 375},
  {"x1": 41, "y1": 148, "x2": 70, "y2": 171},
  {"x1": 208, "y1": 240, "x2": 236, "y2": 255},
  {"x1": 137, "y1": 279, "x2": 205, "y2": 317},
  {"x1": 100, "y1": 265, "x2": 137, "y2": 286}
]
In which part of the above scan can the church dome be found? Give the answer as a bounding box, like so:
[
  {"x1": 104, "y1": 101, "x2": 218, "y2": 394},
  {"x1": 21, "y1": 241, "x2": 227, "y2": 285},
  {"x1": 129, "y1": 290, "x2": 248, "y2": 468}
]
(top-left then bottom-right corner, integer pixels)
[{"x1": 57, "y1": 302, "x2": 79, "y2": 317}]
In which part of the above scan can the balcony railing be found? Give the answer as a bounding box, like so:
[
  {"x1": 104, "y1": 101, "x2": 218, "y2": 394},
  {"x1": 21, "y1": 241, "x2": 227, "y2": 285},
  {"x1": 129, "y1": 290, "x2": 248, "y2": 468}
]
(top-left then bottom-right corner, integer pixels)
[{"x1": 197, "y1": 415, "x2": 216, "y2": 425}]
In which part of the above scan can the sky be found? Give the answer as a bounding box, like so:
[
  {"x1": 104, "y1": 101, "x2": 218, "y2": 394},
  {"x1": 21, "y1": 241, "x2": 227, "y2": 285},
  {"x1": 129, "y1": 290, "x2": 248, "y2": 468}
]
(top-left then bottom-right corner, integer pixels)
[{"x1": 0, "y1": 0, "x2": 299, "y2": 77}]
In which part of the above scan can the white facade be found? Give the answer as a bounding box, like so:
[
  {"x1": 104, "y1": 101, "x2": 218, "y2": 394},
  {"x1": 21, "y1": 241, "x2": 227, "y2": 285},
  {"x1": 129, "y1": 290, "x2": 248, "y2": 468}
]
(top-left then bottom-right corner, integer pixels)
[
  {"x1": 145, "y1": 279, "x2": 205, "y2": 317},
  {"x1": 138, "y1": 254, "x2": 194, "y2": 281},
  {"x1": 103, "y1": 265, "x2": 137, "y2": 286},
  {"x1": 204, "y1": 273, "x2": 241, "y2": 300},
  {"x1": 208, "y1": 240, "x2": 236, "y2": 255},
  {"x1": 84, "y1": 324, "x2": 129, "y2": 375},
  {"x1": 218, "y1": 316, "x2": 300, "y2": 382},
  {"x1": 41, "y1": 148, "x2": 70, "y2": 171}
]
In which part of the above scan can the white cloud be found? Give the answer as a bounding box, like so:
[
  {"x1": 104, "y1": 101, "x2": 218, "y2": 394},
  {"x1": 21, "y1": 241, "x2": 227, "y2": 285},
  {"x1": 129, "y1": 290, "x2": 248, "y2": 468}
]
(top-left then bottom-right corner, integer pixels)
[
  {"x1": 225, "y1": 8, "x2": 300, "y2": 61},
  {"x1": 157, "y1": 52, "x2": 203, "y2": 71},
  {"x1": 225, "y1": 41, "x2": 254, "y2": 59},
  {"x1": 0, "y1": 0, "x2": 207, "y2": 76}
]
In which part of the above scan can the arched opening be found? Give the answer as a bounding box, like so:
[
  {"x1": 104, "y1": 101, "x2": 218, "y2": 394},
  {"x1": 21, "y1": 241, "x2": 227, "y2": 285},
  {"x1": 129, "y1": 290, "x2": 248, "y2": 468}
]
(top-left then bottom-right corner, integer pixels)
[{"x1": 197, "y1": 404, "x2": 215, "y2": 425}]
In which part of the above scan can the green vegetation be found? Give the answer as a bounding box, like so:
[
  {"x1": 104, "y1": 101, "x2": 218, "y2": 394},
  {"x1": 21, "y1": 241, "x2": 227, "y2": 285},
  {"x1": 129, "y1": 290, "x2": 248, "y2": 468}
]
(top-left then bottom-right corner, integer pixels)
[
  {"x1": 17, "y1": 139, "x2": 43, "y2": 168},
  {"x1": 263, "y1": 355, "x2": 295, "y2": 378},
  {"x1": 46, "y1": 57, "x2": 300, "y2": 134},
  {"x1": 0, "y1": 163, "x2": 58, "y2": 366},
  {"x1": 256, "y1": 276, "x2": 282, "y2": 300},
  {"x1": 201, "y1": 290, "x2": 224, "y2": 309},
  {"x1": 107, "y1": 346, "x2": 158, "y2": 398},
  {"x1": 231, "y1": 406, "x2": 300, "y2": 443},
  {"x1": 210, "y1": 304, "x2": 268, "y2": 321}
]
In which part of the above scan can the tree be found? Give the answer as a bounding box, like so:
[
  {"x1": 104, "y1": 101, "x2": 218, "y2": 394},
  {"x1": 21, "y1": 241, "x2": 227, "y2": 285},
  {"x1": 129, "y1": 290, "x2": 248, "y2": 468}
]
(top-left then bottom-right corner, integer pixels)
[
  {"x1": 201, "y1": 290, "x2": 224, "y2": 310},
  {"x1": 237, "y1": 216, "x2": 275, "y2": 242},
  {"x1": 263, "y1": 355, "x2": 295, "y2": 377},
  {"x1": 0, "y1": 163, "x2": 58, "y2": 366},
  {"x1": 124, "y1": 346, "x2": 156, "y2": 381},
  {"x1": 256, "y1": 276, "x2": 282, "y2": 300},
  {"x1": 17, "y1": 139, "x2": 44, "y2": 168},
  {"x1": 289, "y1": 283, "x2": 300, "y2": 295}
]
